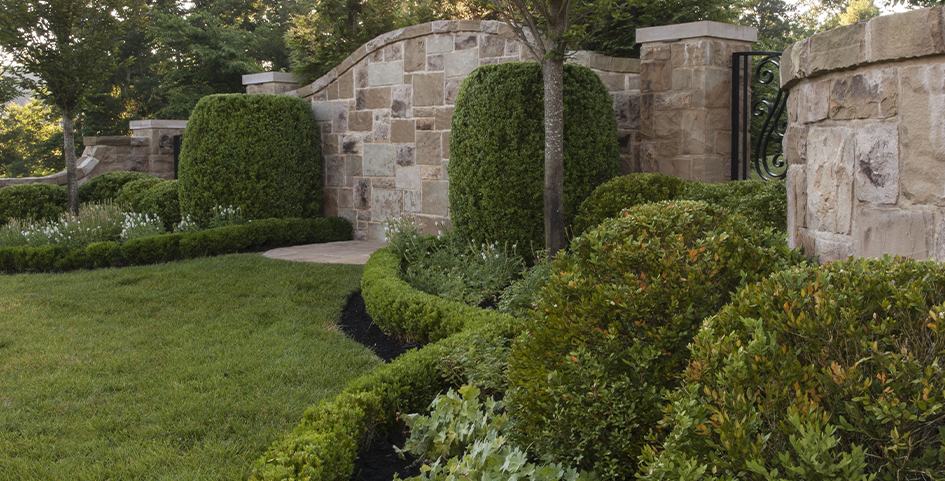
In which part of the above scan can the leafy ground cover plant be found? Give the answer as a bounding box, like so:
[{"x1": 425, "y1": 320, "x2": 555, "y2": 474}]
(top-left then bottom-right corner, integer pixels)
[
  {"x1": 397, "y1": 386, "x2": 591, "y2": 481},
  {"x1": 508, "y1": 201, "x2": 805, "y2": 480},
  {"x1": 638, "y1": 257, "x2": 945, "y2": 481}
]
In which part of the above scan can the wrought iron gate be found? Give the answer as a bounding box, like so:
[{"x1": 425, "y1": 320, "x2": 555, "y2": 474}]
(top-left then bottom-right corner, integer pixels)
[
  {"x1": 172, "y1": 135, "x2": 183, "y2": 179},
  {"x1": 730, "y1": 51, "x2": 789, "y2": 181}
]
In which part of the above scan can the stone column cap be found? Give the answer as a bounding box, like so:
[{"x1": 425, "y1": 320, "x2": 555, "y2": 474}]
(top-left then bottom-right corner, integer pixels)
[
  {"x1": 636, "y1": 21, "x2": 757, "y2": 44},
  {"x1": 242, "y1": 71, "x2": 300, "y2": 86},
  {"x1": 129, "y1": 119, "x2": 188, "y2": 130}
]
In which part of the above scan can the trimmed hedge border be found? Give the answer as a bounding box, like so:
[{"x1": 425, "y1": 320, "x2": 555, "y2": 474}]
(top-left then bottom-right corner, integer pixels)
[
  {"x1": 250, "y1": 247, "x2": 521, "y2": 480},
  {"x1": 0, "y1": 217, "x2": 352, "y2": 274},
  {"x1": 361, "y1": 247, "x2": 518, "y2": 343}
]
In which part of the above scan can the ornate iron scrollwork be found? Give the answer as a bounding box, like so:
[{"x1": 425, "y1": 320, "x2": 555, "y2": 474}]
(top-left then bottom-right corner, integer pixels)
[{"x1": 731, "y1": 52, "x2": 789, "y2": 181}]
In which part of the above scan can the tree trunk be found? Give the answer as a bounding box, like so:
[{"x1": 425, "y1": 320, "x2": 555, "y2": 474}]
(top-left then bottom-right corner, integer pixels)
[
  {"x1": 62, "y1": 110, "x2": 78, "y2": 214},
  {"x1": 542, "y1": 57, "x2": 566, "y2": 254}
]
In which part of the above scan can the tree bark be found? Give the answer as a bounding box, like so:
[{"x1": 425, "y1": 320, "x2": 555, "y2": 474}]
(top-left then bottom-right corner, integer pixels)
[
  {"x1": 542, "y1": 56, "x2": 566, "y2": 254},
  {"x1": 62, "y1": 109, "x2": 78, "y2": 214}
]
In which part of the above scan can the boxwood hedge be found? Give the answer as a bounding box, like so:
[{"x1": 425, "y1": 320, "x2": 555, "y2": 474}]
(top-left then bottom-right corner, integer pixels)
[
  {"x1": 178, "y1": 94, "x2": 322, "y2": 223},
  {"x1": 0, "y1": 217, "x2": 352, "y2": 274},
  {"x1": 137, "y1": 180, "x2": 181, "y2": 230},
  {"x1": 78, "y1": 171, "x2": 157, "y2": 204},
  {"x1": 0, "y1": 183, "x2": 67, "y2": 224},
  {"x1": 449, "y1": 62, "x2": 619, "y2": 250}
]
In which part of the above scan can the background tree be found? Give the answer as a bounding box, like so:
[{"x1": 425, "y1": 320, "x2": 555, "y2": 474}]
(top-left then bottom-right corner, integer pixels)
[
  {"x1": 0, "y1": 99, "x2": 63, "y2": 177},
  {"x1": 0, "y1": 68, "x2": 19, "y2": 105},
  {"x1": 0, "y1": 0, "x2": 125, "y2": 212}
]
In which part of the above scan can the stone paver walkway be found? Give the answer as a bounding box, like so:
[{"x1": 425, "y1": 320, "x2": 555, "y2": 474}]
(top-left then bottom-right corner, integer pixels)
[{"x1": 262, "y1": 240, "x2": 386, "y2": 265}]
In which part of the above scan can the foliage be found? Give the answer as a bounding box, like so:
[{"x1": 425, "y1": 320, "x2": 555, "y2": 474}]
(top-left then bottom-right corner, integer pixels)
[
  {"x1": 136, "y1": 180, "x2": 180, "y2": 230},
  {"x1": 572, "y1": 173, "x2": 686, "y2": 235},
  {"x1": 397, "y1": 385, "x2": 588, "y2": 481},
  {"x1": 682, "y1": 179, "x2": 787, "y2": 231},
  {"x1": 119, "y1": 212, "x2": 165, "y2": 241},
  {"x1": 0, "y1": 202, "x2": 126, "y2": 248},
  {"x1": 450, "y1": 62, "x2": 619, "y2": 250},
  {"x1": 440, "y1": 328, "x2": 515, "y2": 395},
  {"x1": 0, "y1": 255, "x2": 374, "y2": 481},
  {"x1": 497, "y1": 257, "x2": 552, "y2": 318},
  {"x1": 361, "y1": 247, "x2": 518, "y2": 343},
  {"x1": 0, "y1": 99, "x2": 63, "y2": 177},
  {"x1": 78, "y1": 171, "x2": 156, "y2": 204},
  {"x1": 0, "y1": 70, "x2": 18, "y2": 104},
  {"x1": 178, "y1": 94, "x2": 322, "y2": 223},
  {"x1": 508, "y1": 201, "x2": 805, "y2": 480},
  {"x1": 639, "y1": 257, "x2": 945, "y2": 481},
  {"x1": 0, "y1": 183, "x2": 67, "y2": 224},
  {"x1": 115, "y1": 176, "x2": 164, "y2": 211},
  {"x1": 0, "y1": 217, "x2": 353, "y2": 273},
  {"x1": 287, "y1": 0, "x2": 485, "y2": 82}
]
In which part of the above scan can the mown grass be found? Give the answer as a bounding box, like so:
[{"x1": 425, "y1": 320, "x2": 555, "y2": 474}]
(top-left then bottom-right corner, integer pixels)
[{"x1": 0, "y1": 255, "x2": 380, "y2": 481}]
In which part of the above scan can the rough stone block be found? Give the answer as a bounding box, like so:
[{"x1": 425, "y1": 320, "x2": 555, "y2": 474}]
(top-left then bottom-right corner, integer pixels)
[
  {"x1": 442, "y1": 132, "x2": 451, "y2": 160},
  {"x1": 800, "y1": 229, "x2": 853, "y2": 263},
  {"x1": 404, "y1": 38, "x2": 426, "y2": 72},
  {"x1": 371, "y1": 189, "x2": 403, "y2": 222},
  {"x1": 363, "y1": 144, "x2": 397, "y2": 176},
  {"x1": 427, "y1": 54, "x2": 444, "y2": 71},
  {"x1": 390, "y1": 119, "x2": 416, "y2": 143},
  {"x1": 391, "y1": 85, "x2": 412, "y2": 118},
  {"x1": 426, "y1": 34, "x2": 453, "y2": 54},
  {"x1": 867, "y1": 6, "x2": 945, "y2": 63},
  {"x1": 795, "y1": 80, "x2": 830, "y2": 124},
  {"x1": 356, "y1": 87, "x2": 391, "y2": 110},
  {"x1": 368, "y1": 61, "x2": 404, "y2": 86},
  {"x1": 786, "y1": 164, "x2": 807, "y2": 250},
  {"x1": 354, "y1": 178, "x2": 371, "y2": 210},
  {"x1": 416, "y1": 131, "x2": 442, "y2": 165},
  {"x1": 445, "y1": 48, "x2": 479, "y2": 78},
  {"x1": 325, "y1": 155, "x2": 346, "y2": 187},
  {"x1": 829, "y1": 68, "x2": 898, "y2": 120},
  {"x1": 853, "y1": 206, "x2": 931, "y2": 259},
  {"x1": 898, "y1": 62, "x2": 945, "y2": 204},
  {"x1": 412, "y1": 73, "x2": 445, "y2": 106},
  {"x1": 404, "y1": 190, "x2": 421, "y2": 213},
  {"x1": 480, "y1": 35, "x2": 505, "y2": 57},
  {"x1": 349, "y1": 110, "x2": 373, "y2": 131},
  {"x1": 421, "y1": 180, "x2": 449, "y2": 216},
  {"x1": 806, "y1": 126, "x2": 855, "y2": 234},
  {"x1": 445, "y1": 79, "x2": 462, "y2": 105},
  {"x1": 372, "y1": 111, "x2": 391, "y2": 142},
  {"x1": 641, "y1": 60, "x2": 671, "y2": 92},
  {"x1": 854, "y1": 122, "x2": 899, "y2": 205},
  {"x1": 396, "y1": 144, "x2": 415, "y2": 166},
  {"x1": 613, "y1": 93, "x2": 640, "y2": 130},
  {"x1": 337, "y1": 71, "x2": 354, "y2": 99},
  {"x1": 783, "y1": 124, "x2": 808, "y2": 165},
  {"x1": 396, "y1": 165, "x2": 420, "y2": 190},
  {"x1": 454, "y1": 34, "x2": 478, "y2": 50},
  {"x1": 807, "y1": 23, "x2": 866, "y2": 75},
  {"x1": 383, "y1": 43, "x2": 403, "y2": 61},
  {"x1": 312, "y1": 101, "x2": 347, "y2": 122},
  {"x1": 435, "y1": 107, "x2": 454, "y2": 130}
]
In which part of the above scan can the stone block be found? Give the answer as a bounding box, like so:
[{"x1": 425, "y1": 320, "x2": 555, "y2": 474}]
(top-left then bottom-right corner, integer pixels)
[
  {"x1": 341, "y1": 134, "x2": 364, "y2": 154},
  {"x1": 354, "y1": 178, "x2": 371, "y2": 210},
  {"x1": 867, "y1": 6, "x2": 945, "y2": 63},
  {"x1": 613, "y1": 93, "x2": 640, "y2": 130},
  {"x1": 442, "y1": 132, "x2": 451, "y2": 160},
  {"x1": 799, "y1": 229, "x2": 853, "y2": 263},
  {"x1": 404, "y1": 190, "x2": 422, "y2": 213},
  {"x1": 480, "y1": 35, "x2": 505, "y2": 58},
  {"x1": 854, "y1": 122, "x2": 899, "y2": 205},
  {"x1": 454, "y1": 34, "x2": 478, "y2": 50},
  {"x1": 421, "y1": 180, "x2": 449, "y2": 216},
  {"x1": 363, "y1": 144, "x2": 397, "y2": 176},
  {"x1": 367, "y1": 61, "x2": 403, "y2": 86},
  {"x1": 641, "y1": 60, "x2": 671, "y2": 92},
  {"x1": 396, "y1": 165, "x2": 420, "y2": 190},
  {"x1": 898, "y1": 62, "x2": 945, "y2": 204},
  {"x1": 435, "y1": 107, "x2": 454, "y2": 130},
  {"x1": 349, "y1": 110, "x2": 373, "y2": 131},
  {"x1": 427, "y1": 54, "x2": 444, "y2": 71},
  {"x1": 404, "y1": 38, "x2": 426, "y2": 72},
  {"x1": 416, "y1": 118, "x2": 435, "y2": 130},
  {"x1": 445, "y1": 79, "x2": 462, "y2": 104},
  {"x1": 795, "y1": 79, "x2": 830, "y2": 124},
  {"x1": 426, "y1": 34, "x2": 453, "y2": 54},
  {"x1": 356, "y1": 87, "x2": 391, "y2": 110},
  {"x1": 371, "y1": 189, "x2": 403, "y2": 222},
  {"x1": 828, "y1": 68, "x2": 898, "y2": 120},
  {"x1": 416, "y1": 131, "x2": 442, "y2": 165},
  {"x1": 347, "y1": 155, "x2": 363, "y2": 177},
  {"x1": 325, "y1": 155, "x2": 346, "y2": 187},
  {"x1": 597, "y1": 71, "x2": 627, "y2": 92},
  {"x1": 786, "y1": 164, "x2": 807, "y2": 250},
  {"x1": 337, "y1": 71, "x2": 354, "y2": 99},
  {"x1": 383, "y1": 43, "x2": 403, "y2": 61},
  {"x1": 396, "y1": 144, "x2": 415, "y2": 166},
  {"x1": 413, "y1": 73, "x2": 445, "y2": 106},
  {"x1": 391, "y1": 85, "x2": 412, "y2": 118},
  {"x1": 807, "y1": 23, "x2": 866, "y2": 76},
  {"x1": 806, "y1": 126, "x2": 854, "y2": 235},
  {"x1": 390, "y1": 119, "x2": 415, "y2": 143},
  {"x1": 372, "y1": 111, "x2": 391, "y2": 141},
  {"x1": 783, "y1": 124, "x2": 808, "y2": 165},
  {"x1": 852, "y1": 206, "x2": 931, "y2": 259},
  {"x1": 312, "y1": 101, "x2": 347, "y2": 122},
  {"x1": 445, "y1": 48, "x2": 479, "y2": 78}
]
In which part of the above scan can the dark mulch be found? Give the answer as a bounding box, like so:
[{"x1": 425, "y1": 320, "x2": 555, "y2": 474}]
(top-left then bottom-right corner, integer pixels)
[
  {"x1": 338, "y1": 291, "x2": 416, "y2": 362},
  {"x1": 351, "y1": 428, "x2": 421, "y2": 481},
  {"x1": 338, "y1": 291, "x2": 423, "y2": 480}
]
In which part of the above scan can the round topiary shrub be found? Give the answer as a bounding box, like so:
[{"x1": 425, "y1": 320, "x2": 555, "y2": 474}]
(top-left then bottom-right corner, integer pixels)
[
  {"x1": 178, "y1": 94, "x2": 322, "y2": 223},
  {"x1": 0, "y1": 183, "x2": 67, "y2": 224},
  {"x1": 138, "y1": 180, "x2": 180, "y2": 230},
  {"x1": 572, "y1": 173, "x2": 687, "y2": 234},
  {"x1": 116, "y1": 177, "x2": 164, "y2": 212},
  {"x1": 507, "y1": 201, "x2": 804, "y2": 480},
  {"x1": 78, "y1": 171, "x2": 156, "y2": 204},
  {"x1": 682, "y1": 178, "x2": 786, "y2": 231},
  {"x1": 449, "y1": 62, "x2": 619, "y2": 250},
  {"x1": 640, "y1": 257, "x2": 945, "y2": 481}
]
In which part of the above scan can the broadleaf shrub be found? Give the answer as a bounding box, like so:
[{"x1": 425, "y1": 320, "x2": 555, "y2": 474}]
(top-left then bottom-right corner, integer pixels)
[
  {"x1": 682, "y1": 178, "x2": 787, "y2": 231},
  {"x1": 136, "y1": 180, "x2": 181, "y2": 230},
  {"x1": 0, "y1": 183, "x2": 67, "y2": 224},
  {"x1": 178, "y1": 94, "x2": 322, "y2": 223},
  {"x1": 116, "y1": 177, "x2": 164, "y2": 212},
  {"x1": 78, "y1": 171, "x2": 156, "y2": 204},
  {"x1": 639, "y1": 257, "x2": 945, "y2": 481},
  {"x1": 508, "y1": 200, "x2": 805, "y2": 480},
  {"x1": 449, "y1": 62, "x2": 619, "y2": 250},
  {"x1": 572, "y1": 173, "x2": 686, "y2": 235}
]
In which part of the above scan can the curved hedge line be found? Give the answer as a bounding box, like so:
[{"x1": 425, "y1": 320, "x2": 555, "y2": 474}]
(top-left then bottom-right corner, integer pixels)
[
  {"x1": 361, "y1": 248, "x2": 518, "y2": 344},
  {"x1": 0, "y1": 217, "x2": 352, "y2": 274},
  {"x1": 178, "y1": 94, "x2": 322, "y2": 223},
  {"x1": 0, "y1": 183, "x2": 67, "y2": 224}
]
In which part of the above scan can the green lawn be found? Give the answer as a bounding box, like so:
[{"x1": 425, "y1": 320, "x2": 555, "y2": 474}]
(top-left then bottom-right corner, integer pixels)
[{"x1": 0, "y1": 255, "x2": 380, "y2": 481}]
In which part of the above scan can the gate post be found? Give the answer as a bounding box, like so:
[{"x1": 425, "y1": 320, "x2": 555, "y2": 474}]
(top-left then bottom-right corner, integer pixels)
[{"x1": 636, "y1": 21, "x2": 757, "y2": 182}]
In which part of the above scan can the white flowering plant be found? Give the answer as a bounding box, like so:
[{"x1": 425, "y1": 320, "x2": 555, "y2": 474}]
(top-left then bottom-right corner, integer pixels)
[{"x1": 0, "y1": 202, "x2": 168, "y2": 248}]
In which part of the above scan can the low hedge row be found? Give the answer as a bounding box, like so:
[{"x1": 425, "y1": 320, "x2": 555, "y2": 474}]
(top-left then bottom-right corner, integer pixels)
[
  {"x1": 250, "y1": 320, "x2": 520, "y2": 481},
  {"x1": 0, "y1": 183, "x2": 68, "y2": 224},
  {"x1": 360, "y1": 247, "x2": 518, "y2": 344},
  {"x1": 0, "y1": 217, "x2": 352, "y2": 274}
]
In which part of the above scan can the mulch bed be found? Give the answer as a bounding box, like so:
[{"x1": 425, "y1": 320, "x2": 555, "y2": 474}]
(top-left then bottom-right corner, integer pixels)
[{"x1": 338, "y1": 291, "x2": 421, "y2": 480}]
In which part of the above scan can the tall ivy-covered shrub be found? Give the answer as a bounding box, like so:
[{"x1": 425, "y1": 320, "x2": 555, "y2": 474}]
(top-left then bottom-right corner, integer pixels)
[
  {"x1": 507, "y1": 201, "x2": 804, "y2": 480},
  {"x1": 178, "y1": 94, "x2": 321, "y2": 222},
  {"x1": 449, "y1": 63, "x2": 619, "y2": 250}
]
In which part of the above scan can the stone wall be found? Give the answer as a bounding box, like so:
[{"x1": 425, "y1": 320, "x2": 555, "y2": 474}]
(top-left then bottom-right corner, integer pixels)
[
  {"x1": 245, "y1": 20, "x2": 640, "y2": 240},
  {"x1": 782, "y1": 7, "x2": 945, "y2": 262},
  {"x1": 0, "y1": 120, "x2": 185, "y2": 188}
]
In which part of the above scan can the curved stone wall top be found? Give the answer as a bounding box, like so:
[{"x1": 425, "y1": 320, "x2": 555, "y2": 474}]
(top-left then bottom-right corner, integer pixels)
[{"x1": 781, "y1": 6, "x2": 945, "y2": 88}]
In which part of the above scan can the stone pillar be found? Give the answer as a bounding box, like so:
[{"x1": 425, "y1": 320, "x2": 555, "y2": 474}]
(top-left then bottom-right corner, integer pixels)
[
  {"x1": 242, "y1": 72, "x2": 301, "y2": 95},
  {"x1": 129, "y1": 120, "x2": 187, "y2": 179},
  {"x1": 636, "y1": 21, "x2": 757, "y2": 182}
]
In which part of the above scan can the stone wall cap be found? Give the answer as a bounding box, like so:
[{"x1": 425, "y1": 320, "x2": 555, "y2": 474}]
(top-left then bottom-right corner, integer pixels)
[
  {"x1": 129, "y1": 119, "x2": 188, "y2": 130},
  {"x1": 241, "y1": 71, "x2": 300, "y2": 86},
  {"x1": 635, "y1": 21, "x2": 757, "y2": 44},
  {"x1": 569, "y1": 50, "x2": 641, "y2": 73}
]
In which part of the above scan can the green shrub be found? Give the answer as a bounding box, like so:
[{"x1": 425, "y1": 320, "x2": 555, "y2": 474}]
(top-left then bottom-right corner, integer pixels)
[
  {"x1": 572, "y1": 173, "x2": 686, "y2": 235},
  {"x1": 0, "y1": 217, "x2": 352, "y2": 274},
  {"x1": 496, "y1": 258, "x2": 552, "y2": 318},
  {"x1": 361, "y1": 247, "x2": 518, "y2": 343},
  {"x1": 508, "y1": 201, "x2": 805, "y2": 480},
  {"x1": 682, "y1": 178, "x2": 787, "y2": 231},
  {"x1": 116, "y1": 177, "x2": 164, "y2": 211},
  {"x1": 78, "y1": 171, "x2": 156, "y2": 204},
  {"x1": 640, "y1": 257, "x2": 945, "y2": 481},
  {"x1": 178, "y1": 94, "x2": 322, "y2": 223},
  {"x1": 449, "y1": 62, "x2": 619, "y2": 250},
  {"x1": 137, "y1": 180, "x2": 180, "y2": 230},
  {"x1": 0, "y1": 183, "x2": 67, "y2": 224},
  {"x1": 0, "y1": 202, "x2": 127, "y2": 249}
]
